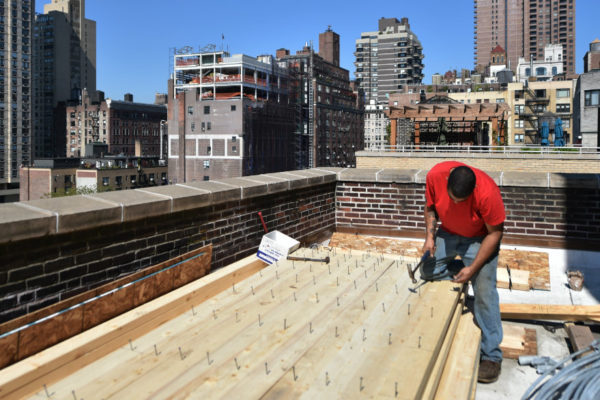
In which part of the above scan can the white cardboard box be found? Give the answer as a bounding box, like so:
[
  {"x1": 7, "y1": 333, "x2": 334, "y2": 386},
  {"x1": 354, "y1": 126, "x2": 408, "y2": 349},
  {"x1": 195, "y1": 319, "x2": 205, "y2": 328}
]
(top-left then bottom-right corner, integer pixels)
[{"x1": 257, "y1": 230, "x2": 300, "y2": 264}]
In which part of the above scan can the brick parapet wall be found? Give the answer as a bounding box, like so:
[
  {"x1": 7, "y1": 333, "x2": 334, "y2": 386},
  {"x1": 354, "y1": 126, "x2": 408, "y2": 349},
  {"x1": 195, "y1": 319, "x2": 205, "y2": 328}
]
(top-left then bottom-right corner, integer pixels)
[
  {"x1": 1, "y1": 166, "x2": 599, "y2": 324},
  {"x1": 336, "y1": 181, "x2": 600, "y2": 243},
  {"x1": 0, "y1": 169, "x2": 337, "y2": 323},
  {"x1": 356, "y1": 152, "x2": 600, "y2": 173}
]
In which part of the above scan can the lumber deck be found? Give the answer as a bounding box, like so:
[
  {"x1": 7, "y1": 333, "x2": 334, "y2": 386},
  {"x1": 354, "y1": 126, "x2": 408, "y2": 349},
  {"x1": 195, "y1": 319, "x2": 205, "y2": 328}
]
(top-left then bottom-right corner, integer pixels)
[{"x1": 2, "y1": 247, "x2": 472, "y2": 400}]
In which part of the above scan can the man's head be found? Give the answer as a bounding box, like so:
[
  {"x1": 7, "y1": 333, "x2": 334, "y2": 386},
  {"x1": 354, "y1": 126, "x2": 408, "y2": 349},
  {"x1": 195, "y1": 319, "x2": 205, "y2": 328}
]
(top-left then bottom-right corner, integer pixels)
[{"x1": 447, "y1": 166, "x2": 476, "y2": 202}]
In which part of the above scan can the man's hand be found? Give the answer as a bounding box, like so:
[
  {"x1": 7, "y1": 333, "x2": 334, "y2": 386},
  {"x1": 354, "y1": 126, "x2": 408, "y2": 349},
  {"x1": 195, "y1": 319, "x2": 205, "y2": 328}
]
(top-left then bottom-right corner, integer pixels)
[
  {"x1": 422, "y1": 237, "x2": 436, "y2": 256},
  {"x1": 452, "y1": 266, "x2": 475, "y2": 283}
]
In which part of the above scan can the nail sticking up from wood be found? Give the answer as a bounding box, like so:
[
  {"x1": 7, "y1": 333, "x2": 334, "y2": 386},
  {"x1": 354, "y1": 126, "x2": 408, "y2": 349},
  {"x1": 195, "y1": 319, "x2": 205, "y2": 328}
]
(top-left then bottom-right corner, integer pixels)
[
  {"x1": 129, "y1": 339, "x2": 136, "y2": 351},
  {"x1": 360, "y1": 376, "x2": 364, "y2": 391},
  {"x1": 206, "y1": 351, "x2": 212, "y2": 364},
  {"x1": 293, "y1": 366, "x2": 298, "y2": 381},
  {"x1": 154, "y1": 344, "x2": 160, "y2": 356},
  {"x1": 389, "y1": 333, "x2": 392, "y2": 345},
  {"x1": 265, "y1": 362, "x2": 270, "y2": 375},
  {"x1": 234, "y1": 357, "x2": 240, "y2": 370},
  {"x1": 178, "y1": 347, "x2": 185, "y2": 360},
  {"x1": 43, "y1": 384, "x2": 54, "y2": 398}
]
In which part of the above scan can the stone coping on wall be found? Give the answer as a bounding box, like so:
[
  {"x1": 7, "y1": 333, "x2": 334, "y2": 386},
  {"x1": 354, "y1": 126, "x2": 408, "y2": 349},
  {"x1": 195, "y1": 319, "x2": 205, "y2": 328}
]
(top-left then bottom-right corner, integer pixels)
[
  {"x1": 1, "y1": 167, "x2": 598, "y2": 244},
  {"x1": 355, "y1": 150, "x2": 600, "y2": 161}
]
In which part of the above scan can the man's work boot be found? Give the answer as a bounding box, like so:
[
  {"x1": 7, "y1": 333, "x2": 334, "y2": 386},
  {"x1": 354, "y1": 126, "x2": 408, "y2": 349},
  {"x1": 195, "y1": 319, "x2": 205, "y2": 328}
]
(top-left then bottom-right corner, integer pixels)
[{"x1": 478, "y1": 360, "x2": 501, "y2": 383}]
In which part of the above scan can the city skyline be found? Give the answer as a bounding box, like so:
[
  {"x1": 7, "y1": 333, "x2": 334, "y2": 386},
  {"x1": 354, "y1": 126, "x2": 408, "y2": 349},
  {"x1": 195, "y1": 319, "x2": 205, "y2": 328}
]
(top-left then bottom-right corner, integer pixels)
[{"x1": 35, "y1": 0, "x2": 600, "y2": 104}]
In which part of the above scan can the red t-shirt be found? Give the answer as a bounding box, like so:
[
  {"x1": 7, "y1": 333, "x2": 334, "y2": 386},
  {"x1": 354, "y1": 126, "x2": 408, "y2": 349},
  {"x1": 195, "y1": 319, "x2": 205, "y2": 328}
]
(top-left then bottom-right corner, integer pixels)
[{"x1": 425, "y1": 161, "x2": 505, "y2": 238}]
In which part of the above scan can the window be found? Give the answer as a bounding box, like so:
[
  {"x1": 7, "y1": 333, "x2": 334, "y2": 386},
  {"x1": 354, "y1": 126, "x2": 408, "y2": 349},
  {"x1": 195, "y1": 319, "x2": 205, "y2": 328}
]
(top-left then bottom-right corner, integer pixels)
[
  {"x1": 102, "y1": 177, "x2": 109, "y2": 186},
  {"x1": 207, "y1": 122, "x2": 211, "y2": 130},
  {"x1": 187, "y1": 106, "x2": 193, "y2": 115},
  {"x1": 191, "y1": 122, "x2": 195, "y2": 131},
  {"x1": 203, "y1": 175, "x2": 209, "y2": 181},
  {"x1": 515, "y1": 119, "x2": 524, "y2": 128},
  {"x1": 231, "y1": 136, "x2": 236, "y2": 142},
  {"x1": 149, "y1": 173, "x2": 155, "y2": 182},
  {"x1": 201, "y1": 122, "x2": 205, "y2": 131},
  {"x1": 231, "y1": 105, "x2": 236, "y2": 111},
  {"x1": 515, "y1": 105, "x2": 525, "y2": 114},
  {"x1": 585, "y1": 90, "x2": 600, "y2": 106},
  {"x1": 552, "y1": 66, "x2": 558, "y2": 75},
  {"x1": 203, "y1": 160, "x2": 210, "y2": 169},
  {"x1": 130, "y1": 175, "x2": 137, "y2": 184},
  {"x1": 115, "y1": 176, "x2": 122, "y2": 186},
  {"x1": 525, "y1": 68, "x2": 531, "y2": 77},
  {"x1": 161, "y1": 172, "x2": 167, "y2": 182},
  {"x1": 496, "y1": 98, "x2": 505, "y2": 103},
  {"x1": 562, "y1": 119, "x2": 570, "y2": 128},
  {"x1": 204, "y1": 106, "x2": 210, "y2": 114},
  {"x1": 556, "y1": 103, "x2": 570, "y2": 113},
  {"x1": 535, "y1": 67, "x2": 547, "y2": 76},
  {"x1": 556, "y1": 89, "x2": 570, "y2": 98},
  {"x1": 514, "y1": 134, "x2": 524, "y2": 143}
]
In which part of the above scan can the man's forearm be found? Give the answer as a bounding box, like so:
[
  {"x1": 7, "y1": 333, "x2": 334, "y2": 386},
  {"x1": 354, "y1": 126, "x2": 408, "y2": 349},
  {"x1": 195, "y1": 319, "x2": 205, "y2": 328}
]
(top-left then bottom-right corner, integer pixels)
[
  {"x1": 424, "y1": 205, "x2": 437, "y2": 241},
  {"x1": 469, "y1": 230, "x2": 503, "y2": 272}
]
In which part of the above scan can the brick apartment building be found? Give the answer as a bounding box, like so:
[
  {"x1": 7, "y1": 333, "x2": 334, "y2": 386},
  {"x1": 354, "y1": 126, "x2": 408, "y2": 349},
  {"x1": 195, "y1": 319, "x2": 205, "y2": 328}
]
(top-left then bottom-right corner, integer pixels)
[
  {"x1": 20, "y1": 156, "x2": 168, "y2": 200},
  {"x1": 168, "y1": 50, "x2": 295, "y2": 183},
  {"x1": 474, "y1": 0, "x2": 576, "y2": 75},
  {"x1": 66, "y1": 90, "x2": 167, "y2": 158},
  {"x1": 277, "y1": 28, "x2": 364, "y2": 169}
]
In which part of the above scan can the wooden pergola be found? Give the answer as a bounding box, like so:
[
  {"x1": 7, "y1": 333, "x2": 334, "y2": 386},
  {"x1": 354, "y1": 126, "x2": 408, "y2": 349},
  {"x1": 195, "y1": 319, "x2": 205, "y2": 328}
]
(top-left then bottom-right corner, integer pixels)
[{"x1": 387, "y1": 102, "x2": 511, "y2": 146}]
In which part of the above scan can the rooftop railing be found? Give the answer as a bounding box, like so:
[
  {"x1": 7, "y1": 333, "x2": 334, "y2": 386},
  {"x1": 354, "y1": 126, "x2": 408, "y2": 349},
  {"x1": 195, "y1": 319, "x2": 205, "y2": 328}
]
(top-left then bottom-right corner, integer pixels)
[{"x1": 363, "y1": 144, "x2": 600, "y2": 156}]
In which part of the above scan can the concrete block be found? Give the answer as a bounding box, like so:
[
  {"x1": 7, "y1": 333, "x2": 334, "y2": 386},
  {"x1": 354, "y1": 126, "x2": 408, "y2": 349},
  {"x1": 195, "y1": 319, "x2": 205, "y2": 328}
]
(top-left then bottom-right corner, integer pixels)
[
  {"x1": 307, "y1": 168, "x2": 338, "y2": 183},
  {"x1": 179, "y1": 181, "x2": 241, "y2": 204},
  {"x1": 377, "y1": 169, "x2": 420, "y2": 183},
  {"x1": 241, "y1": 174, "x2": 289, "y2": 195},
  {"x1": 283, "y1": 170, "x2": 326, "y2": 186},
  {"x1": 549, "y1": 173, "x2": 600, "y2": 189},
  {"x1": 89, "y1": 190, "x2": 171, "y2": 222},
  {"x1": 267, "y1": 172, "x2": 310, "y2": 190},
  {"x1": 0, "y1": 203, "x2": 56, "y2": 243},
  {"x1": 338, "y1": 168, "x2": 381, "y2": 182},
  {"x1": 486, "y1": 171, "x2": 503, "y2": 186},
  {"x1": 312, "y1": 167, "x2": 348, "y2": 181},
  {"x1": 138, "y1": 185, "x2": 211, "y2": 213},
  {"x1": 502, "y1": 172, "x2": 549, "y2": 187},
  {"x1": 415, "y1": 170, "x2": 429, "y2": 184},
  {"x1": 22, "y1": 196, "x2": 121, "y2": 234},
  {"x1": 217, "y1": 177, "x2": 269, "y2": 199}
]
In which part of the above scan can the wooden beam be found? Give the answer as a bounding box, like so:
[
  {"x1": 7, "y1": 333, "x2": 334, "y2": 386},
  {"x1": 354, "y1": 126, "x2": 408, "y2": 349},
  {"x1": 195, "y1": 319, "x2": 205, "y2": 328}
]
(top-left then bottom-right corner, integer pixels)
[
  {"x1": 500, "y1": 304, "x2": 600, "y2": 322},
  {"x1": 500, "y1": 323, "x2": 537, "y2": 359},
  {"x1": 0, "y1": 255, "x2": 266, "y2": 400},
  {"x1": 435, "y1": 308, "x2": 481, "y2": 399},
  {"x1": 565, "y1": 323, "x2": 596, "y2": 358}
]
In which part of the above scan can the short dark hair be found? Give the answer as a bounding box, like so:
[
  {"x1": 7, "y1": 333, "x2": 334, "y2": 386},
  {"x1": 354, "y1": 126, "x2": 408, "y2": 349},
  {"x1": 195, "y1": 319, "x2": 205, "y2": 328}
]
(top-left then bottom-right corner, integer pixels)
[{"x1": 447, "y1": 166, "x2": 476, "y2": 199}]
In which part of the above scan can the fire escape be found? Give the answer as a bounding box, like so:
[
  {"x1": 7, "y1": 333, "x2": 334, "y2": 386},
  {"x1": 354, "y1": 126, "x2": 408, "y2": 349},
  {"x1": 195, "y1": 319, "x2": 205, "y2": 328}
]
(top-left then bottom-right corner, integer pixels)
[{"x1": 521, "y1": 87, "x2": 549, "y2": 145}]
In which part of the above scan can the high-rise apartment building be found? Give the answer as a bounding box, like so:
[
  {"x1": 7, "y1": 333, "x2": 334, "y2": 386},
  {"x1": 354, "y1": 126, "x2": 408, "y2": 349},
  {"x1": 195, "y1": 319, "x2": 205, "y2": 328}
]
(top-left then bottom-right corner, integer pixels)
[
  {"x1": 34, "y1": 0, "x2": 96, "y2": 158},
  {"x1": 354, "y1": 17, "x2": 423, "y2": 149},
  {"x1": 355, "y1": 17, "x2": 424, "y2": 105},
  {"x1": 474, "y1": 0, "x2": 576, "y2": 75},
  {"x1": 0, "y1": 0, "x2": 34, "y2": 202}
]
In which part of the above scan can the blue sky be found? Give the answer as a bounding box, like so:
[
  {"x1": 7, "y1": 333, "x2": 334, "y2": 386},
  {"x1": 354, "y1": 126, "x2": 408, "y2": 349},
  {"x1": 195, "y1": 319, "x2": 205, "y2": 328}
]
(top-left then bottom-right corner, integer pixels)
[{"x1": 37, "y1": 0, "x2": 600, "y2": 104}]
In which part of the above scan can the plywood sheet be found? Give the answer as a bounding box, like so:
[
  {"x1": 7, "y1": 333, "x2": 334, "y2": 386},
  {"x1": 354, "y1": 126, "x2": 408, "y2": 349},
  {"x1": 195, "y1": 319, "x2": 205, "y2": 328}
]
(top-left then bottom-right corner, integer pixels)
[
  {"x1": 330, "y1": 233, "x2": 550, "y2": 290},
  {"x1": 498, "y1": 249, "x2": 550, "y2": 291}
]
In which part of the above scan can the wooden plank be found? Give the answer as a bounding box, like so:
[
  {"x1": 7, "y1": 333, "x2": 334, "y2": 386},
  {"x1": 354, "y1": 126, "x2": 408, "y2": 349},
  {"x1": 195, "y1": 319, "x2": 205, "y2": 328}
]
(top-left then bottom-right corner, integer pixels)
[
  {"x1": 500, "y1": 323, "x2": 537, "y2": 359},
  {"x1": 12, "y1": 248, "x2": 461, "y2": 400},
  {"x1": 497, "y1": 268, "x2": 530, "y2": 291},
  {"x1": 0, "y1": 254, "x2": 265, "y2": 400},
  {"x1": 421, "y1": 298, "x2": 464, "y2": 400},
  {"x1": 565, "y1": 323, "x2": 596, "y2": 358},
  {"x1": 500, "y1": 304, "x2": 600, "y2": 323},
  {"x1": 435, "y1": 310, "x2": 481, "y2": 400}
]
